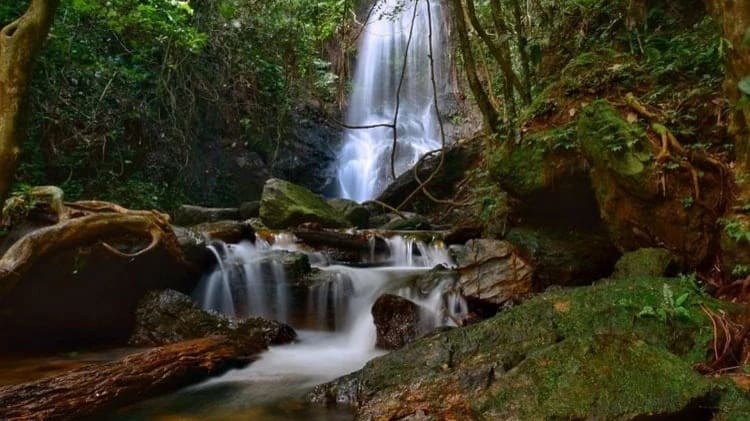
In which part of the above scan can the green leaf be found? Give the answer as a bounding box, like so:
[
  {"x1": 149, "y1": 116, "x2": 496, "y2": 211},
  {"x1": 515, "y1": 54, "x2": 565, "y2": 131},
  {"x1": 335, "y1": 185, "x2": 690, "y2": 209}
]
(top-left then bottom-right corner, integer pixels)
[
  {"x1": 638, "y1": 306, "x2": 656, "y2": 318},
  {"x1": 739, "y1": 77, "x2": 750, "y2": 96},
  {"x1": 675, "y1": 307, "x2": 692, "y2": 320},
  {"x1": 674, "y1": 292, "x2": 689, "y2": 307},
  {"x1": 743, "y1": 28, "x2": 750, "y2": 46}
]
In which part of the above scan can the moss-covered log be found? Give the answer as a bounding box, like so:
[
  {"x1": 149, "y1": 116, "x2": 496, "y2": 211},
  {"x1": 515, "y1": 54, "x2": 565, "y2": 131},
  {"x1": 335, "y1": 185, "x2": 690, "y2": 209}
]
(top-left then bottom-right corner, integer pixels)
[{"x1": 0, "y1": 0, "x2": 60, "y2": 202}]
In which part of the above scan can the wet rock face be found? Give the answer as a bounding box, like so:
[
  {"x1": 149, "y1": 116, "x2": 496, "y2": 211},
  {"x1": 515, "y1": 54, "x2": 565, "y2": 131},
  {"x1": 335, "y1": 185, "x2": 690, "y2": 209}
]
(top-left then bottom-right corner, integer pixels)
[
  {"x1": 454, "y1": 239, "x2": 534, "y2": 306},
  {"x1": 372, "y1": 294, "x2": 422, "y2": 350},
  {"x1": 259, "y1": 178, "x2": 349, "y2": 229},
  {"x1": 130, "y1": 289, "x2": 296, "y2": 349}
]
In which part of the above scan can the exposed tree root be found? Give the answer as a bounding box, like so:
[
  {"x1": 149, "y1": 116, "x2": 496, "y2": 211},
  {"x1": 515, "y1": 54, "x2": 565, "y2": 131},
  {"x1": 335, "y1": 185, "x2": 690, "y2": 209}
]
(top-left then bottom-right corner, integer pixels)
[
  {"x1": 0, "y1": 204, "x2": 183, "y2": 299},
  {"x1": 695, "y1": 305, "x2": 750, "y2": 375},
  {"x1": 625, "y1": 93, "x2": 727, "y2": 204}
]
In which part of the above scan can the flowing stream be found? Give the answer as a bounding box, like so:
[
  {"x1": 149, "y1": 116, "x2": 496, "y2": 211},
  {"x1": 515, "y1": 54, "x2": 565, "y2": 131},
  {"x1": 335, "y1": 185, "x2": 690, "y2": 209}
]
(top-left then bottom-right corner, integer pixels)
[
  {"x1": 110, "y1": 232, "x2": 464, "y2": 420},
  {"x1": 336, "y1": 0, "x2": 447, "y2": 202}
]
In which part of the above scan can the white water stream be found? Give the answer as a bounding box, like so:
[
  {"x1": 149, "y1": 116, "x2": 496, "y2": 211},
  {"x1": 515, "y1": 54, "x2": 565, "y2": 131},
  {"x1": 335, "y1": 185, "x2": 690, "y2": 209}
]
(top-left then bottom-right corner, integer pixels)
[
  {"x1": 336, "y1": 0, "x2": 447, "y2": 202},
  {"x1": 110, "y1": 232, "x2": 464, "y2": 419}
]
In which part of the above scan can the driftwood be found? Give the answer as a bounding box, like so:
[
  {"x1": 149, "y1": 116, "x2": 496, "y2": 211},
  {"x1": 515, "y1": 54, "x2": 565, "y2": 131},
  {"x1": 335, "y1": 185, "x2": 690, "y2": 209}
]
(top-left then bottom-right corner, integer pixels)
[{"x1": 0, "y1": 336, "x2": 258, "y2": 420}]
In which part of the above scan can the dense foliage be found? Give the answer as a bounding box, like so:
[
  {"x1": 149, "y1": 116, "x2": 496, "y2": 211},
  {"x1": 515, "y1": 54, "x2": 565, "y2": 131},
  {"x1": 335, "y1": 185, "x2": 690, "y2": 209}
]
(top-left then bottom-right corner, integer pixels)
[{"x1": 4, "y1": 0, "x2": 352, "y2": 209}]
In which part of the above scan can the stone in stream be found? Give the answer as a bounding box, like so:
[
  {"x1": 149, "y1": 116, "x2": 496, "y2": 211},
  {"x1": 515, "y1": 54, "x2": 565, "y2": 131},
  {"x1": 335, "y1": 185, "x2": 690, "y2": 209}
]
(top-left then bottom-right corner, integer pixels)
[
  {"x1": 454, "y1": 239, "x2": 534, "y2": 308},
  {"x1": 260, "y1": 178, "x2": 349, "y2": 229},
  {"x1": 371, "y1": 294, "x2": 422, "y2": 350},
  {"x1": 130, "y1": 289, "x2": 296, "y2": 347},
  {"x1": 173, "y1": 204, "x2": 241, "y2": 226}
]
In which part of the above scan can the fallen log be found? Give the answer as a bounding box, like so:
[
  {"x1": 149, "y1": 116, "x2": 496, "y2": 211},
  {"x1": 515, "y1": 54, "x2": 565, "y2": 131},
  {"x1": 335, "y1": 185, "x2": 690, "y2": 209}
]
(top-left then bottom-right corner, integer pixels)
[
  {"x1": 0, "y1": 336, "x2": 259, "y2": 420},
  {"x1": 293, "y1": 229, "x2": 388, "y2": 253}
]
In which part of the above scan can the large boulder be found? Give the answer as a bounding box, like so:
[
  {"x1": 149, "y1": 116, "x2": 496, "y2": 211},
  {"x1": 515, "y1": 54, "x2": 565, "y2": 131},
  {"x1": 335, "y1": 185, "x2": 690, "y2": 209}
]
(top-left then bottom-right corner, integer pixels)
[
  {"x1": 454, "y1": 239, "x2": 534, "y2": 307},
  {"x1": 0, "y1": 203, "x2": 200, "y2": 351},
  {"x1": 129, "y1": 290, "x2": 296, "y2": 347},
  {"x1": 310, "y1": 276, "x2": 749, "y2": 420},
  {"x1": 173, "y1": 205, "x2": 240, "y2": 226},
  {"x1": 372, "y1": 294, "x2": 422, "y2": 350},
  {"x1": 259, "y1": 178, "x2": 348, "y2": 229}
]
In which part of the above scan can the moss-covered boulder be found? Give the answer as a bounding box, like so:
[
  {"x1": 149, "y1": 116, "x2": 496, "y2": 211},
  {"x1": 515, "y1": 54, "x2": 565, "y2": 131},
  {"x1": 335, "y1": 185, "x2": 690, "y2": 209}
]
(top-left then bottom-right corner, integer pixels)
[
  {"x1": 310, "y1": 276, "x2": 750, "y2": 420},
  {"x1": 259, "y1": 178, "x2": 348, "y2": 229},
  {"x1": 613, "y1": 248, "x2": 677, "y2": 278}
]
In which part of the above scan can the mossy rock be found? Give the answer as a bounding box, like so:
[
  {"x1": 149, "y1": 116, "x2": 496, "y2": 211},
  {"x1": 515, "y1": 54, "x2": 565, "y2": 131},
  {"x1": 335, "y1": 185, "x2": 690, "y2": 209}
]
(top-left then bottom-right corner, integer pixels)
[
  {"x1": 488, "y1": 124, "x2": 581, "y2": 198},
  {"x1": 259, "y1": 178, "x2": 348, "y2": 229},
  {"x1": 613, "y1": 248, "x2": 678, "y2": 278},
  {"x1": 578, "y1": 100, "x2": 655, "y2": 198},
  {"x1": 311, "y1": 276, "x2": 749, "y2": 419}
]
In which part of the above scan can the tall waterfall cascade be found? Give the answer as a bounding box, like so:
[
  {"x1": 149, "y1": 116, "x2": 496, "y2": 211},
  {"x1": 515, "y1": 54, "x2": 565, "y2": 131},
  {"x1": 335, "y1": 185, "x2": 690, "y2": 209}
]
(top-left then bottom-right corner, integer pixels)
[{"x1": 336, "y1": 0, "x2": 448, "y2": 202}]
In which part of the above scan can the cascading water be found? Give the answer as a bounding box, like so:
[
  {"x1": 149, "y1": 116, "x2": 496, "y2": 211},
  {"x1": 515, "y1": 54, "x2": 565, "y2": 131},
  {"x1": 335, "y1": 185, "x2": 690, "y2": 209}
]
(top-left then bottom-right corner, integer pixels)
[{"x1": 336, "y1": 0, "x2": 447, "y2": 202}]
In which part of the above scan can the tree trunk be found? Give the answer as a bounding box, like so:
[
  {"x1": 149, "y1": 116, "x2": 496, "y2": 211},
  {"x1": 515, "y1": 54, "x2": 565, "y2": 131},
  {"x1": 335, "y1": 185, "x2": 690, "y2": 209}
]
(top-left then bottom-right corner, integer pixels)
[
  {"x1": 450, "y1": 0, "x2": 501, "y2": 131},
  {"x1": 705, "y1": 0, "x2": 750, "y2": 179},
  {"x1": 0, "y1": 0, "x2": 60, "y2": 202}
]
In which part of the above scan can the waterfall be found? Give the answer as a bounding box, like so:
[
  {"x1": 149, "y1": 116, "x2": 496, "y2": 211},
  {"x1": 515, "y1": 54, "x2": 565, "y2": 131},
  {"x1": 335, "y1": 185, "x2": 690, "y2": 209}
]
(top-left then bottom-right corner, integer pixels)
[
  {"x1": 336, "y1": 0, "x2": 447, "y2": 202},
  {"x1": 194, "y1": 233, "x2": 457, "y2": 331}
]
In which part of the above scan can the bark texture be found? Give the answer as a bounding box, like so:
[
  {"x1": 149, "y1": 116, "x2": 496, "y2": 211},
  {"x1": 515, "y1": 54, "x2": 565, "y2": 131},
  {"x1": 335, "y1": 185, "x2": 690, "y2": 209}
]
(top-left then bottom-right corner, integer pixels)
[
  {"x1": 0, "y1": 336, "x2": 258, "y2": 420},
  {"x1": 0, "y1": 0, "x2": 60, "y2": 201},
  {"x1": 706, "y1": 1, "x2": 750, "y2": 174}
]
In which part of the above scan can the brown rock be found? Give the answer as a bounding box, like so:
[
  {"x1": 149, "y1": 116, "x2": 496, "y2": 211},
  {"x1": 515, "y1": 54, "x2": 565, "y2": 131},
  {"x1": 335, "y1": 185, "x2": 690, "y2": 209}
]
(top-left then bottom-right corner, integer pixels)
[
  {"x1": 372, "y1": 294, "x2": 422, "y2": 350},
  {"x1": 455, "y1": 239, "x2": 534, "y2": 306}
]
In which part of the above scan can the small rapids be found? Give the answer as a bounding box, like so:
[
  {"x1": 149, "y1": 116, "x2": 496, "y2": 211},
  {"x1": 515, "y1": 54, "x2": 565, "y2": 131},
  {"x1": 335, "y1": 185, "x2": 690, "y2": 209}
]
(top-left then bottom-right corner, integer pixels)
[{"x1": 111, "y1": 232, "x2": 466, "y2": 420}]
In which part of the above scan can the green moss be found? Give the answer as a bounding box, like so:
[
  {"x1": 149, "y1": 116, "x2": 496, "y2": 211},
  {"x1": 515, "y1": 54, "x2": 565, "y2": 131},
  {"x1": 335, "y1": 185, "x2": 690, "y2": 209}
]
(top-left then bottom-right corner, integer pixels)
[
  {"x1": 561, "y1": 49, "x2": 642, "y2": 96},
  {"x1": 578, "y1": 100, "x2": 654, "y2": 195},
  {"x1": 482, "y1": 335, "x2": 711, "y2": 420},
  {"x1": 327, "y1": 276, "x2": 743, "y2": 419},
  {"x1": 488, "y1": 124, "x2": 577, "y2": 197},
  {"x1": 259, "y1": 178, "x2": 348, "y2": 229},
  {"x1": 613, "y1": 248, "x2": 676, "y2": 278}
]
